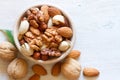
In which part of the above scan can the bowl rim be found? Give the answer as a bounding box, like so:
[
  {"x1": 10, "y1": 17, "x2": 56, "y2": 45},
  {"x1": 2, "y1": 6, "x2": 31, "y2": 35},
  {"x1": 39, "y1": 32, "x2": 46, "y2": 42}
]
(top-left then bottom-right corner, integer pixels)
[{"x1": 13, "y1": 4, "x2": 76, "y2": 64}]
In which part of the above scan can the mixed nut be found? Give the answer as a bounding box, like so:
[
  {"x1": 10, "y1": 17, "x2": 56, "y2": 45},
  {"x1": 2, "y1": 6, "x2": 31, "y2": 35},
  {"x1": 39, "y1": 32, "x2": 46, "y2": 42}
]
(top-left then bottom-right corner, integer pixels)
[
  {"x1": 18, "y1": 5, "x2": 73, "y2": 61},
  {"x1": 0, "y1": 4, "x2": 100, "y2": 80}
]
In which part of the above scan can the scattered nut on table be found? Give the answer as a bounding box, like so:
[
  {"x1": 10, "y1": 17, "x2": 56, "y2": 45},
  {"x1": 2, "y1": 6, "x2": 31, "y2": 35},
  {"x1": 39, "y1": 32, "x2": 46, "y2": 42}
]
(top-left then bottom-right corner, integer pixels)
[
  {"x1": 7, "y1": 58, "x2": 28, "y2": 79},
  {"x1": 83, "y1": 67, "x2": 100, "y2": 77},
  {"x1": 66, "y1": 50, "x2": 81, "y2": 59},
  {"x1": 29, "y1": 74, "x2": 40, "y2": 80},
  {"x1": 51, "y1": 62, "x2": 62, "y2": 76},
  {"x1": 0, "y1": 41, "x2": 17, "y2": 61},
  {"x1": 32, "y1": 64, "x2": 47, "y2": 75},
  {"x1": 61, "y1": 58, "x2": 81, "y2": 80}
]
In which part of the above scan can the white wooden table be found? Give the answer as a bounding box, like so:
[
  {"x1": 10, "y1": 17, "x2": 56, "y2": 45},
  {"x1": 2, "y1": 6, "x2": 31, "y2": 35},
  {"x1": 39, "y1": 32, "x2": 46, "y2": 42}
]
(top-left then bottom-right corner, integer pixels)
[{"x1": 0, "y1": 0, "x2": 120, "y2": 80}]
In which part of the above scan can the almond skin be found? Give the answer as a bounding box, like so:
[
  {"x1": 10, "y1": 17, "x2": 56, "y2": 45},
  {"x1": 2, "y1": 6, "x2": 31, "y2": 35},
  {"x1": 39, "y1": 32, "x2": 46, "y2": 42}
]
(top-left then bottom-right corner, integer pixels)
[
  {"x1": 41, "y1": 5, "x2": 50, "y2": 23},
  {"x1": 57, "y1": 27, "x2": 73, "y2": 38},
  {"x1": 51, "y1": 62, "x2": 61, "y2": 76},
  {"x1": 29, "y1": 74, "x2": 40, "y2": 80},
  {"x1": 83, "y1": 67, "x2": 100, "y2": 77},
  {"x1": 48, "y1": 7, "x2": 61, "y2": 17},
  {"x1": 32, "y1": 64, "x2": 47, "y2": 75},
  {"x1": 67, "y1": 50, "x2": 81, "y2": 59}
]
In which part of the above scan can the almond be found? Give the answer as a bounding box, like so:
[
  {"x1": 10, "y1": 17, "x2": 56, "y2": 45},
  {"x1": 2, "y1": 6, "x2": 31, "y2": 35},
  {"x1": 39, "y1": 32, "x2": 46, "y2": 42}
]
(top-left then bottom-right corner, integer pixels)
[
  {"x1": 57, "y1": 27, "x2": 73, "y2": 38},
  {"x1": 83, "y1": 67, "x2": 100, "y2": 77},
  {"x1": 48, "y1": 7, "x2": 61, "y2": 17},
  {"x1": 32, "y1": 64, "x2": 47, "y2": 75},
  {"x1": 41, "y1": 5, "x2": 50, "y2": 23},
  {"x1": 29, "y1": 74, "x2": 40, "y2": 80},
  {"x1": 51, "y1": 62, "x2": 61, "y2": 76},
  {"x1": 67, "y1": 50, "x2": 81, "y2": 59}
]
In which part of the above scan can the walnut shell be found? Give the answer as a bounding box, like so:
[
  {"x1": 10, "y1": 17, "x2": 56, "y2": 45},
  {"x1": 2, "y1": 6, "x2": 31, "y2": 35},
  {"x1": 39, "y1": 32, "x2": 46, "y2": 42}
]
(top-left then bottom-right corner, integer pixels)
[
  {"x1": 0, "y1": 41, "x2": 17, "y2": 61},
  {"x1": 7, "y1": 58, "x2": 28, "y2": 79},
  {"x1": 61, "y1": 58, "x2": 81, "y2": 80}
]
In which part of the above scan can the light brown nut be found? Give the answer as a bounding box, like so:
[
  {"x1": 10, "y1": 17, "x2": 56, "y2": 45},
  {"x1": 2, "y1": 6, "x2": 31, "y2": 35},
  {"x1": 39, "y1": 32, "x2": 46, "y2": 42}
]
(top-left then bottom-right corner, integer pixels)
[
  {"x1": 30, "y1": 20, "x2": 39, "y2": 28},
  {"x1": 61, "y1": 58, "x2": 81, "y2": 80},
  {"x1": 57, "y1": 27, "x2": 73, "y2": 38},
  {"x1": 45, "y1": 27, "x2": 58, "y2": 36},
  {"x1": 41, "y1": 34, "x2": 50, "y2": 42},
  {"x1": 30, "y1": 8, "x2": 39, "y2": 15},
  {"x1": 67, "y1": 50, "x2": 81, "y2": 59},
  {"x1": 49, "y1": 42, "x2": 58, "y2": 48},
  {"x1": 30, "y1": 27, "x2": 41, "y2": 36},
  {"x1": 35, "y1": 39, "x2": 43, "y2": 47},
  {"x1": 32, "y1": 64, "x2": 47, "y2": 75},
  {"x1": 38, "y1": 11, "x2": 44, "y2": 22},
  {"x1": 25, "y1": 31, "x2": 35, "y2": 39},
  {"x1": 41, "y1": 5, "x2": 50, "y2": 23},
  {"x1": 51, "y1": 62, "x2": 61, "y2": 76},
  {"x1": 7, "y1": 58, "x2": 28, "y2": 79},
  {"x1": 24, "y1": 36, "x2": 32, "y2": 43},
  {"x1": 29, "y1": 39, "x2": 41, "y2": 51},
  {"x1": 41, "y1": 34, "x2": 53, "y2": 42},
  {"x1": 0, "y1": 42, "x2": 17, "y2": 61},
  {"x1": 30, "y1": 45, "x2": 40, "y2": 51},
  {"x1": 29, "y1": 74, "x2": 40, "y2": 80},
  {"x1": 83, "y1": 67, "x2": 100, "y2": 77},
  {"x1": 48, "y1": 7, "x2": 61, "y2": 17},
  {"x1": 55, "y1": 35, "x2": 63, "y2": 43},
  {"x1": 32, "y1": 52, "x2": 41, "y2": 60}
]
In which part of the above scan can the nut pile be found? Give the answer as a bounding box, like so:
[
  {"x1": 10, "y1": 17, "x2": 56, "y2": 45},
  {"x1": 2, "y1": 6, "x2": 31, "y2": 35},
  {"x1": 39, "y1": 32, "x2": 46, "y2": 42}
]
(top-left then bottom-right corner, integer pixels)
[
  {"x1": 18, "y1": 5, "x2": 73, "y2": 61},
  {"x1": 29, "y1": 50, "x2": 100, "y2": 80}
]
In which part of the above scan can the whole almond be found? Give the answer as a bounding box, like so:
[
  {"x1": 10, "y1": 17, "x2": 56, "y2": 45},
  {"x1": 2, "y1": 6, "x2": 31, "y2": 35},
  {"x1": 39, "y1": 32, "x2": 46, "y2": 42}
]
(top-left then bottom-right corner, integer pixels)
[
  {"x1": 48, "y1": 7, "x2": 61, "y2": 17},
  {"x1": 41, "y1": 5, "x2": 50, "y2": 23},
  {"x1": 57, "y1": 27, "x2": 73, "y2": 38},
  {"x1": 67, "y1": 50, "x2": 81, "y2": 59},
  {"x1": 29, "y1": 74, "x2": 40, "y2": 80},
  {"x1": 51, "y1": 62, "x2": 61, "y2": 76},
  {"x1": 83, "y1": 67, "x2": 100, "y2": 77},
  {"x1": 32, "y1": 64, "x2": 47, "y2": 75}
]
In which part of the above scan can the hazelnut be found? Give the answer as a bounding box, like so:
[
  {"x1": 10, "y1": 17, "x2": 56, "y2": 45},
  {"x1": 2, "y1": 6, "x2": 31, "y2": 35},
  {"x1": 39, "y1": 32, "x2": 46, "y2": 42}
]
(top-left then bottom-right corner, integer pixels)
[{"x1": 33, "y1": 52, "x2": 41, "y2": 60}]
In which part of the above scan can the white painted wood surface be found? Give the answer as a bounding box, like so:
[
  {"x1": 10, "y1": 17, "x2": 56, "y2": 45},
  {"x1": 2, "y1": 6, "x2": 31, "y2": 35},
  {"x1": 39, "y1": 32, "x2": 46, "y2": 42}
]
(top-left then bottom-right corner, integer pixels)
[{"x1": 0, "y1": 0, "x2": 120, "y2": 80}]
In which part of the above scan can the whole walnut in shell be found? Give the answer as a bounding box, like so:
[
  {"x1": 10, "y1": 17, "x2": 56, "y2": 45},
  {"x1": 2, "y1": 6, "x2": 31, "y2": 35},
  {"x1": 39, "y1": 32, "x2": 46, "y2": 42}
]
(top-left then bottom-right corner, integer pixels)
[
  {"x1": 7, "y1": 58, "x2": 28, "y2": 79},
  {"x1": 0, "y1": 41, "x2": 17, "y2": 61},
  {"x1": 61, "y1": 58, "x2": 81, "y2": 80}
]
